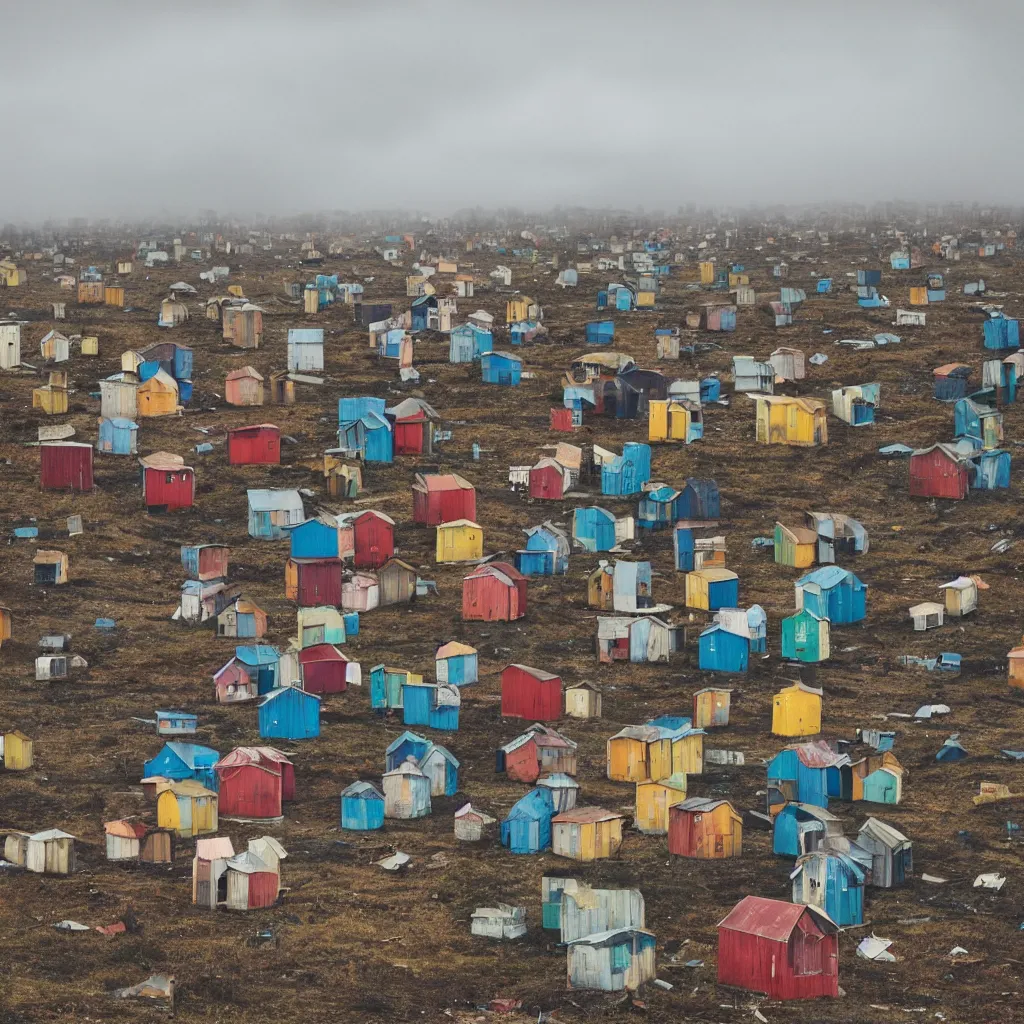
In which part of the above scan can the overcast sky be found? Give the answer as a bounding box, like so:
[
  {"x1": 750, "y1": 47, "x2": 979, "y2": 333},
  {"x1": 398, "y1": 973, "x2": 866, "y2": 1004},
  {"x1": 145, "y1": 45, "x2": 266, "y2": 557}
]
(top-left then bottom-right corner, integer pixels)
[{"x1": 5, "y1": 0, "x2": 1024, "y2": 222}]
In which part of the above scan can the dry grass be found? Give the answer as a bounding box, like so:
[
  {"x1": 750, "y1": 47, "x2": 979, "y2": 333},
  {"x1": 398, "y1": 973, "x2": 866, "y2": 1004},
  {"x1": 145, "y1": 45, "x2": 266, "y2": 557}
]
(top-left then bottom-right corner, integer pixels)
[{"x1": 1, "y1": 242, "x2": 1024, "y2": 1023}]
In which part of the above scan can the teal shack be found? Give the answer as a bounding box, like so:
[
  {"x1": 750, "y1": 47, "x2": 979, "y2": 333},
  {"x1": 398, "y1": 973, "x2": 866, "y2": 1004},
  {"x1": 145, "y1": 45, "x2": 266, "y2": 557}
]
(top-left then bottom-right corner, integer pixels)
[{"x1": 780, "y1": 609, "x2": 830, "y2": 663}]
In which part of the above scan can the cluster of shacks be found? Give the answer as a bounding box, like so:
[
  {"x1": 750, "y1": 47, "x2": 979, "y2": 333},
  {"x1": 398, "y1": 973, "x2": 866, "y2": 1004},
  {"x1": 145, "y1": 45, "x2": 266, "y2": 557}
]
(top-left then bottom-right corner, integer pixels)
[{"x1": 8, "y1": 222, "x2": 1024, "y2": 1010}]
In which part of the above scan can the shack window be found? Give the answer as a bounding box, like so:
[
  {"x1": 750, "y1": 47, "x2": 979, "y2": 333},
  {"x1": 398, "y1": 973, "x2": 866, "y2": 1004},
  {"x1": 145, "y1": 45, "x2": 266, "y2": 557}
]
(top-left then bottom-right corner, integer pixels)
[{"x1": 611, "y1": 942, "x2": 630, "y2": 972}]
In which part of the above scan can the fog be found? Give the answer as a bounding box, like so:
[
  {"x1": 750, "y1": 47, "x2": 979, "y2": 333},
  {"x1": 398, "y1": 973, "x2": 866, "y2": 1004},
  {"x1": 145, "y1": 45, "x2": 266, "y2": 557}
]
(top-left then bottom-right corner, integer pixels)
[{"x1": 5, "y1": 0, "x2": 1023, "y2": 222}]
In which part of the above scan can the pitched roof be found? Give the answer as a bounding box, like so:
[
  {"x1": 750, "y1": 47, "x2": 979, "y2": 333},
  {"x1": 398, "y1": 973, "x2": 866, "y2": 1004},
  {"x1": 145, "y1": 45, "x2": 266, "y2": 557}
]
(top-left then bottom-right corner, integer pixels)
[
  {"x1": 552, "y1": 805, "x2": 624, "y2": 825},
  {"x1": 718, "y1": 895, "x2": 837, "y2": 939}
]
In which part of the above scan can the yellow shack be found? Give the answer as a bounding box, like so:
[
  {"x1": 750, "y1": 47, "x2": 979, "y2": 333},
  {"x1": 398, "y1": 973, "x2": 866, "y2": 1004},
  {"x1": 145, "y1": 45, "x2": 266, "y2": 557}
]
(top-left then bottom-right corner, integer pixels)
[
  {"x1": 565, "y1": 681, "x2": 602, "y2": 719},
  {"x1": 771, "y1": 681, "x2": 822, "y2": 737},
  {"x1": 156, "y1": 780, "x2": 218, "y2": 837},
  {"x1": 774, "y1": 522, "x2": 817, "y2": 568},
  {"x1": 32, "y1": 377, "x2": 69, "y2": 415},
  {"x1": 551, "y1": 807, "x2": 625, "y2": 862},
  {"x1": 587, "y1": 562, "x2": 614, "y2": 609},
  {"x1": 0, "y1": 604, "x2": 10, "y2": 647},
  {"x1": 699, "y1": 261, "x2": 715, "y2": 285},
  {"x1": 909, "y1": 286, "x2": 929, "y2": 306},
  {"x1": 635, "y1": 772, "x2": 688, "y2": 834},
  {"x1": 80, "y1": 336, "x2": 99, "y2": 356},
  {"x1": 104, "y1": 285, "x2": 125, "y2": 306},
  {"x1": 750, "y1": 394, "x2": 828, "y2": 446},
  {"x1": 3, "y1": 730, "x2": 33, "y2": 770},
  {"x1": 137, "y1": 369, "x2": 180, "y2": 417},
  {"x1": 0, "y1": 260, "x2": 24, "y2": 286},
  {"x1": 435, "y1": 519, "x2": 483, "y2": 563},
  {"x1": 648, "y1": 399, "x2": 695, "y2": 442},
  {"x1": 607, "y1": 725, "x2": 672, "y2": 783},
  {"x1": 78, "y1": 280, "x2": 104, "y2": 304}
]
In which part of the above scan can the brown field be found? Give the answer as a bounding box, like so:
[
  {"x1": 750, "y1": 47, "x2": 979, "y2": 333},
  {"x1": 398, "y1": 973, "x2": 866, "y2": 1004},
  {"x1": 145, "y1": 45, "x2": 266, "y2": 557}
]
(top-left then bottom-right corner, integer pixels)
[{"x1": 1, "y1": 239, "x2": 1023, "y2": 1024}]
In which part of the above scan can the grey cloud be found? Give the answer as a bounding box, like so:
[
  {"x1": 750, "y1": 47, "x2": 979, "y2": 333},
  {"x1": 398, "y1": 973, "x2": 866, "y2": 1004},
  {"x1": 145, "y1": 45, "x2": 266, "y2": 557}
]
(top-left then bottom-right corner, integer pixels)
[{"x1": 3, "y1": 0, "x2": 1023, "y2": 223}]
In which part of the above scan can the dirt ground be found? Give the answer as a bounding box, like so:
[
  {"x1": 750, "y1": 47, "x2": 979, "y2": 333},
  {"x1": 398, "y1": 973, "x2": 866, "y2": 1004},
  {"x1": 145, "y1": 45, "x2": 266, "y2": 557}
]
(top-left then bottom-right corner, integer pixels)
[{"x1": 2, "y1": 233, "x2": 1024, "y2": 1024}]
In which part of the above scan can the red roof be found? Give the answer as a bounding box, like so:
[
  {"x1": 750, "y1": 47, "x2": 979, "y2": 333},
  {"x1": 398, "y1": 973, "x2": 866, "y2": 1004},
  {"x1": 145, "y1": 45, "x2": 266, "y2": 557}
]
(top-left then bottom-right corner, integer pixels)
[
  {"x1": 718, "y1": 896, "x2": 836, "y2": 939},
  {"x1": 298, "y1": 643, "x2": 348, "y2": 663},
  {"x1": 793, "y1": 740, "x2": 849, "y2": 769}
]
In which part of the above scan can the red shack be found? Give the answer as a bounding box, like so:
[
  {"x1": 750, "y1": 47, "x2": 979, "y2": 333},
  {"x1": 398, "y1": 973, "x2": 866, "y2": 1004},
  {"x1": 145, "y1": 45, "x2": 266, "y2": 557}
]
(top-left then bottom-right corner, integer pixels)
[
  {"x1": 349, "y1": 509, "x2": 395, "y2": 569},
  {"x1": 462, "y1": 562, "x2": 527, "y2": 622},
  {"x1": 298, "y1": 643, "x2": 352, "y2": 694},
  {"x1": 499, "y1": 724, "x2": 577, "y2": 783},
  {"x1": 40, "y1": 442, "x2": 94, "y2": 491},
  {"x1": 285, "y1": 558, "x2": 343, "y2": 606},
  {"x1": 909, "y1": 443, "x2": 969, "y2": 500},
  {"x1": 501, "y1": 664, "x2": 562, "y2": 721},
  {"x1": 214, "y1": 746, "x2": 295, "y2": 818},
  {"x1": 228, "y1": 424, "x2": 281, "y2": 466},
  {"x1": 529, "y1": 458, "x2": 568, "y2": 500},
  {"x1": 412, "y1": 473, "x2": 476, "y2": 526},
  {"x1": 139, "y1": 452, "x2": 195, "y2": 510},
  {"x1": 387, "y1": 397, "x2": 439, "y2": 456},
  {"x1": 717, "y1": 896, "x2": 839, "y2": 1001}
]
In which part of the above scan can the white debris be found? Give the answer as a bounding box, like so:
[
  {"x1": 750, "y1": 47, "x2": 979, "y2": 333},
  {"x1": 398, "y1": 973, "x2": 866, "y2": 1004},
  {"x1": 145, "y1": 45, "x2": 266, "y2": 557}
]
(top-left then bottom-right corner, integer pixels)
[
  {"x1": 377, "y1": 851, "x2": 411, "y2": 871},
  {"x1": 857, "y1": 935, "x2": 895, "y2": 961},
  {"x1": 973, "y1": 872, "x2": 1006, "y2": 890}
]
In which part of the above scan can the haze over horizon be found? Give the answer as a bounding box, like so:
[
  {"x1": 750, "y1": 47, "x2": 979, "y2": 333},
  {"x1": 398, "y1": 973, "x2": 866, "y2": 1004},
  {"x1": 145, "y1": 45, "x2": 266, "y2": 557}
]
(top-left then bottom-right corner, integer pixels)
[{"x1": 6, "y1": 0, "x2": 1024, "y2": 224}]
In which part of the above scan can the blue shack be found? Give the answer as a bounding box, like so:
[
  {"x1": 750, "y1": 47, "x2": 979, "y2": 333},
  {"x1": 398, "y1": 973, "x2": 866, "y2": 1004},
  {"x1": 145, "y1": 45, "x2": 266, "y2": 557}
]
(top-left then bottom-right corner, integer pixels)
[
  {"x1": 449, "y1": 323, "x2": 492, "y2": 362},
  {"x1": 258, "y1": 686, "x2": 321, "y2": 741},
  {"x1": 516, "y1": 523, "x2": 569, "y2": 576},
  {"x1": 772, "y1": 802, "x2": 841, "y2": 856},
  {"x1": 890, "y1": 252, "x2": 910, "y2": 270},
  {"x1": 674, "y1": 524, "x2": 695, "y2": 571},
  {"x1": 972, "y1": 449, "x2": 1011, "y2": 489},
  {"x1": 410, "y1": 295, "x2": 433, "y2": 332},
  {"x1": 637, "y1": 486, "x2": 682, "y2": 530},
  {"x1": 285, "y1": 515, "x2": 342, "y2": 559},
  {"x1": 615, "y1": 287, "x2": 634, "y2": 311},
  {"x1": 481, "y1": 351, "x2": 522, "y2": 386},
  {"x1": 500, "y1": 787, "x2": 555, "y2": 854},
  {"x1": 97, "y1": 417, "x2": 138, "y2": 455},
  {"x1": 935, "y1": 735, "x2": 967, "y2": 761},
  {"x1": 857, "y1": 270, "x2": 882, "y2": 286},
  {"x1": 585, "y1": 320, "x2": 615, "y2": 345},
  {"x1": 340, "y1": 780, "x2": 385, "y2": 830},
  {"x1": 385, "y1": 731, "x2": 431, "y2": 771},
  {"x1": 795, "y1": 566, "x2": 866, "y2": 625},
  {"x1": 601, "y1": 442, "x2": 651, "y2": 496},
  {"x1": 338, "y1": 396, "x2": 386, "y2": 422},
  {"x1": 792, "y1": 850, "x2": 865, "y2": 927},
  {"x1": 403, "y1": 681, "x2": 460, "y2": 731},
  {"x1": 767, "y1": 742, "x2": 851, "y2": 811},
  {"x1": 573, "y1": 506, "x2": 619, "y2": 553},
  {"x1": 698, "y1": 623, "x2": 749, "y2": 673},
  {"x1": 983, "y1": 315, "x2": 1020, "y2": 351},
  {"x1": 435, "y1": 641, "x2": 478, "y2": 686},
  {"x1": 235, "y1": 645, "x2": 280, "y2": 694},
  {"x1": 700, "y1": 376, "x2": 721, "y2": 403},
  {"x1": 362, "y1": 412, "x2": 394, "y2": 463},
  {"x1": 816, "y1": 278, "x2": 832, "y2": 294},
  {"x1": 927, "y1": 273, "x2": 945, "y2": 302},
  {"x1": 679, "y1": 478, "x2": 719, "y2": 519},
  {"x1": 143, "y1": 741, "x2": 219, "y2": 791}
]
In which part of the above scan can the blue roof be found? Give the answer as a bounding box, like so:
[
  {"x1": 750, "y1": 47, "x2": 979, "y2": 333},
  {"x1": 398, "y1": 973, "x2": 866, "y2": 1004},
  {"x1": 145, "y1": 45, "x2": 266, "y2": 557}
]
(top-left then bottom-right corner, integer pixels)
[
  {"x1": 796, "y1": 565, "x2": 856, "y2": 589},
  {"x1": 156, "y1": 710, "x2": 196, "y2": 721},
  {"x1": 163, "y1": 742, "x2": 218, "y2": 768},
  {"x1": 386, "y1": 730, "x2": 429, "y2": 756},
  {"x1": 236, "y1": 645, "x2": 280, "y2": 666}
]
